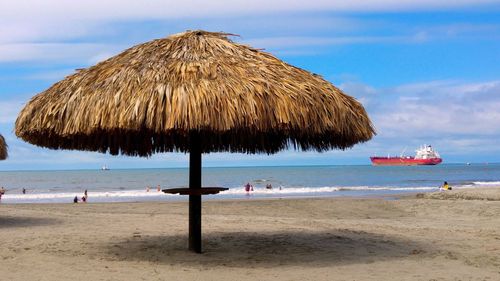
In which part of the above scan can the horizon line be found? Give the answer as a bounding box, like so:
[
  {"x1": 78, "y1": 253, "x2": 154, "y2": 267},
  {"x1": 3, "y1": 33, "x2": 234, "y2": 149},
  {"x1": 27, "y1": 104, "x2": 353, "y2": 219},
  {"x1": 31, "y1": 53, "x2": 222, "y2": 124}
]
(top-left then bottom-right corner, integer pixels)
[{"x1": 0, "y1": 162, "x2": 496, "y2": 172}]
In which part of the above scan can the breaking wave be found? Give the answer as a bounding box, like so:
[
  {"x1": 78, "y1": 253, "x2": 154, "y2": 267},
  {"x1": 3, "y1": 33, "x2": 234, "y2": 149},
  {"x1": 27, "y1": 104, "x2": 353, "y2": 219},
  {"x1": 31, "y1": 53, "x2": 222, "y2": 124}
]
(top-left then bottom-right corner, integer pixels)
[
  {"x1": 2, "y1": 185, "x2": 441, "y2": 204},
  {"x1": 472, "y1": 181, "x2": 500, "y2": 186}
]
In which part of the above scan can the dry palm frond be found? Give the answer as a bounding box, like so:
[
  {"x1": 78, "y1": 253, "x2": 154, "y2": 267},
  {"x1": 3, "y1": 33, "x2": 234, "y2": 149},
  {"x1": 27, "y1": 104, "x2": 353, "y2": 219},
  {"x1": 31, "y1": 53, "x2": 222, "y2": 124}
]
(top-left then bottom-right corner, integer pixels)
[
  {"x1": 0, "y1": 134, "x2": 7, "y2": 160},
  {"x1": 16, "y1": 30, "x2": 375, "y2": 156}
]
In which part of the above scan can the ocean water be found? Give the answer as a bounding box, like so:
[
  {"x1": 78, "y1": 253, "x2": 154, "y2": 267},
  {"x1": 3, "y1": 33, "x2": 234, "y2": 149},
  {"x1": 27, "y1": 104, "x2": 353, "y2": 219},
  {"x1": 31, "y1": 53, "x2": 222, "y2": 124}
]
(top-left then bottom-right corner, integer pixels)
[{"x1": 0, "y1": 164, "x2": 499, "y2": 204}]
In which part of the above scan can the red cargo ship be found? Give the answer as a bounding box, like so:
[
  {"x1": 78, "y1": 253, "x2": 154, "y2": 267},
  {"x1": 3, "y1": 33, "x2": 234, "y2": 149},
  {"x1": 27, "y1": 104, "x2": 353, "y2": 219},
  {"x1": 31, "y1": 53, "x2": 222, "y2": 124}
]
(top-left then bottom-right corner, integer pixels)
[{"x1": 370, "y1": 145, "x2": 442, "y2": 166}]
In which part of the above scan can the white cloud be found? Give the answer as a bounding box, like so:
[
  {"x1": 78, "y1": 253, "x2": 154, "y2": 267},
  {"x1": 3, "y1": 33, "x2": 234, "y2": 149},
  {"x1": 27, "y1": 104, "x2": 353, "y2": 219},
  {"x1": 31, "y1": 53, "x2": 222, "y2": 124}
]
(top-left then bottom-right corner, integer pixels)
[
  {"x1": 24, "y1": 69, "x2": 76, "y2": 81},
  {"x1": 0, "y1": 99, "x2": 25, "y2": 124},
  {"x1": 0, "y1": 22, "x2": 97, "y2": 44},
  {"x1": 411, "y1": 31, "x2": 429, "y2": 43},
  {"x1": 1, "y1": 2, "x2": 497, "y2": 43},
  {"x1": 422, "y1": 23, "x2": 500, "y2": 39},
  {"x1": 337, "y1": 79, "x2": 500, "y2": 158},
  {"x1": 245, "y1": 35, "x2": 405, "y2": 49},
  {"x1": 2, "y1": 78, "x2": 499, "y2": 168},
  {"x1": 1, "y1": 34, "x2": 416, "y2": 62},
  {"x1": 369, "y1": 80, "x2": 500, "y2": 137},
  {"x1": 338, "y1": 81, "x2": 378, "y2": 107},
  {"x1": 1, "y1": 0, "x2": 497, "y2": 23},
  {"x1": 0, "y1": 1, "x2": 497, "y2": 63},
  {"x1": 0, "y1": 43, "x2": 124, "y2": 63}
]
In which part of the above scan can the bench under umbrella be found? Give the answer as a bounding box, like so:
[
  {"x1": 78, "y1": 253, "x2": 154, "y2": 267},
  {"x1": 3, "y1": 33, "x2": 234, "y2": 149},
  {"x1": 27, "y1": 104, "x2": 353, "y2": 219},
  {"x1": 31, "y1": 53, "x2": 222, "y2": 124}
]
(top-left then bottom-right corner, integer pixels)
[{"x1": 15, "y1": 30, "x2": 375, "y2": 253}]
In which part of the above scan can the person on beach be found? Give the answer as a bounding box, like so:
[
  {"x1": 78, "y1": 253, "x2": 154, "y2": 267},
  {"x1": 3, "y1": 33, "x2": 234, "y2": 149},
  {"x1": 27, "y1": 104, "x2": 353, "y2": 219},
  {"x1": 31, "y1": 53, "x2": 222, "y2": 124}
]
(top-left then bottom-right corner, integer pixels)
[
  {"x1": 0, "y1": 186, "x2": 5, "y2": 200},
  {"x1": 441, "y1": 181, "x2": 452, "y2": 191},
  {"x1": 22, "y1": 188, "x2": 26, "y2": 194},
  {"x1": 266, "y1": 183, "x2": 273, "y2": 190},
  {"x1": 73, "y1": 196, "x2": 78, "y2": 203},
  {"x1": 244, "y1": 182, "x2": 252, "y2": 193},
  {"x1": 157, "y1": 185, "x2": 161, "y2": 192},
  {"x1": 81, "y1": 190, "x2": 88, "y2": 202},
  {"x1": 146, "y1": 186, "x2": 150, "y2": 192}
]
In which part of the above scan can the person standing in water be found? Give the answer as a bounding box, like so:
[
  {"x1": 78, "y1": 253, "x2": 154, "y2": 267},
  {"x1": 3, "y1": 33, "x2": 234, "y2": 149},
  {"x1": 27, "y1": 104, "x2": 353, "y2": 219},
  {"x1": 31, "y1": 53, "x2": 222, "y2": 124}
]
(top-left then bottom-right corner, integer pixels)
[
  {"x1": 244, "y1": 182, "x2": 252, "y2": 193},
  {"x1": 83, "y1": 189, "x2": 88, "y2": 202}
]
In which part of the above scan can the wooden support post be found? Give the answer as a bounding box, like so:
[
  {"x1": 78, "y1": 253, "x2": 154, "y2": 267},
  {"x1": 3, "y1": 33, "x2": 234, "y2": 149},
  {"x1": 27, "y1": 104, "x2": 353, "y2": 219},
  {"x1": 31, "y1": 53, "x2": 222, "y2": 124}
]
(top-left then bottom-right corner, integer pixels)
[{"x1": 189, "y1": 135, "x2": 202, "y2": 253}]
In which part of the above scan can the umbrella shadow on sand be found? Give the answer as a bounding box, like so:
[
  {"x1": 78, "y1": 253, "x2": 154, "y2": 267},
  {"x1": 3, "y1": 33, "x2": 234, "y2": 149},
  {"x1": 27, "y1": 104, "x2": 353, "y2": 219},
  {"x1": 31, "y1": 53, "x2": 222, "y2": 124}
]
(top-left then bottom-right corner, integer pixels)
[
  {"x1": 103, "y1": 230, "x2": 426, "y2": 268},
  {"x1": 0, "y1": 216, "x2": 61, "y2": 228}
]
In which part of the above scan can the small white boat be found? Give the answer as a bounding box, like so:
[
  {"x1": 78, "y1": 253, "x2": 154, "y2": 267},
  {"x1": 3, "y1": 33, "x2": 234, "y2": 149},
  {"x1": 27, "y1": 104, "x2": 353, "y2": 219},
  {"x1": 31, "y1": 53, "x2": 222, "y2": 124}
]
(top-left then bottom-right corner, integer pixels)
[{"x1": 101, "y1": 165, "x2": 110, "y2": 171}]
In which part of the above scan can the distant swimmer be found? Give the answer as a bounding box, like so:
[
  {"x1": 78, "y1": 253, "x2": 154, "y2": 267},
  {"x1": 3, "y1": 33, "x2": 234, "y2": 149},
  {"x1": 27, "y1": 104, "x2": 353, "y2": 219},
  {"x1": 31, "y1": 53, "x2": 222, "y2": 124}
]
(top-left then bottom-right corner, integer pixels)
[
  {"x1": 157, "y1": 185, "x2": 161, "y2": 192},
  {"x1": 146, "y1": 186, "x2": 150, "y2": 192},
  {"x1": 266, "y1": 184, "x2": 273, "y2": 190}
]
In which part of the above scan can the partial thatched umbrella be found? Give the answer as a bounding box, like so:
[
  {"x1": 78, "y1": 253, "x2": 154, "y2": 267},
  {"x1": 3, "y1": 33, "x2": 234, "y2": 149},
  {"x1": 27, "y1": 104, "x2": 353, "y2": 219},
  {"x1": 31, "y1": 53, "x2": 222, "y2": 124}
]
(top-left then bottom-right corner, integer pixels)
[
  {"x1": 0, "y1": 134, "x2": 7, "y2": 160},
  {"x1": 16, "y1": 30, "x2": 375, "y2": 253}
]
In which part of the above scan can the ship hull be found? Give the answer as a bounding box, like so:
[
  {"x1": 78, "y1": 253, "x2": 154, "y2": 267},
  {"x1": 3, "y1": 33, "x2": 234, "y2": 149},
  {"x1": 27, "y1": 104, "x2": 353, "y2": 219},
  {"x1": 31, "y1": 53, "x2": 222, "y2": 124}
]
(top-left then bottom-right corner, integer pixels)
[{"x1": 370, "y1": 157, "x2": 442, "y2": 166}]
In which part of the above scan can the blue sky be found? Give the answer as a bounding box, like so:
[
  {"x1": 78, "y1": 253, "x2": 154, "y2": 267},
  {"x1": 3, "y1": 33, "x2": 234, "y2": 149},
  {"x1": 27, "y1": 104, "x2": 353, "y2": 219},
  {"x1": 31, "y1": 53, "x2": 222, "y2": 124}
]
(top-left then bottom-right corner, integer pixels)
[{"x1": 1, "y1": 0, "x2": 500, "y2": 170}]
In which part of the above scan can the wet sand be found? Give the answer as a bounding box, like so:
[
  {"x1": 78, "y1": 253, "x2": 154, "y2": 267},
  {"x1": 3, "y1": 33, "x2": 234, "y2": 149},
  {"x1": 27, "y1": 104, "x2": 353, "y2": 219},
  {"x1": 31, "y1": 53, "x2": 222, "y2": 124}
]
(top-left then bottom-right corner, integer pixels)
[{"x1": 1, "y1": 187, "x2": 499, "y2": 280}]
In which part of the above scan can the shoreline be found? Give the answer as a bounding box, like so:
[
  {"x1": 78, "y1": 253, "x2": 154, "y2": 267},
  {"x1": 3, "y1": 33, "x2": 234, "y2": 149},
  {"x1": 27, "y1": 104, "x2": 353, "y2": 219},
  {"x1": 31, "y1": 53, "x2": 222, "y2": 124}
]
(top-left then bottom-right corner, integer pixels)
[
  {"x1": 0, "y1": 190, "x2": 446, "y2": 205},
  {"x1": 2, "y1": 186, "x2": 498, "y2": 207},
  {"x1": 2, "y1": 185, "x2": 498, "y2": 205}
]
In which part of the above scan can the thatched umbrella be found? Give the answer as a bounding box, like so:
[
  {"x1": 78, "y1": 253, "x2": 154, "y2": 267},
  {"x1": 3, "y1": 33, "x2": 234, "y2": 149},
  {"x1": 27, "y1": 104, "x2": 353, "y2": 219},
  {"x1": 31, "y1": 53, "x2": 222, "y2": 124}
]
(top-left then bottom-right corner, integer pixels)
[
  {"x1": 0, "y1": 134, "x2": 7, "y2": 160},
  {"x1": 16, "y1": 30, "x2": 375, "y2": 253}
]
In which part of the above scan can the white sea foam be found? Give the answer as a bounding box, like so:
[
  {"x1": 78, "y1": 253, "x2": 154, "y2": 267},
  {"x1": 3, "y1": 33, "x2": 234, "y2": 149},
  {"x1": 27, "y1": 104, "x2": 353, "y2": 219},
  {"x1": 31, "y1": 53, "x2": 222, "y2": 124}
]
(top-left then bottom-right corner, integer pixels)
[
  {"x1": 223, "y1": 186, "x2": 339, "y2": 195},
  {"x1": 339, "y1": 186, "x2": 436, "y2": 191},
  {"x1": 472, "y1": 181, "x2": 500, "y2": 186},
  {"x1": 2, "y1": 184, "x2": 494, "y2": 204},
  {"x1": 202, "y1": 185, "x2": 437, "y2": 195},
  {"x1": 2, "y1": 186, "x2": 434, "y2": 200},
  {"x1": 453, "y1": 181, "x2": 500, "y2": 189},
  {"x1": 2, "y1": 190, "x2": 172, "y2": 203}
]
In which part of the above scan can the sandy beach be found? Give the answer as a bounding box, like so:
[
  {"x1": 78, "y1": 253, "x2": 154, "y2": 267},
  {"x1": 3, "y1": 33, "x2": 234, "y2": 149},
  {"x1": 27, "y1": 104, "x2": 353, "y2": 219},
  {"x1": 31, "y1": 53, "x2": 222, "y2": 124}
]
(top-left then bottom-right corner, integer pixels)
[{"x1": 1, "y1": 188, "x2": 499, "y2": 281}]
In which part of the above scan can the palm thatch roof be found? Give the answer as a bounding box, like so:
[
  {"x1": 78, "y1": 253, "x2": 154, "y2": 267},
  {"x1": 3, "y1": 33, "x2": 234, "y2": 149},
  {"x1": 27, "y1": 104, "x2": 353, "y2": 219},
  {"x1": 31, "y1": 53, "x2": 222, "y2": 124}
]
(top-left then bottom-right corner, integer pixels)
[
  {"x1": 0, "y1": 134, "x2": 7, "y2": 160},
  {"x1": 15, "y1": 30, "x2": 375, "y2": 156}
]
